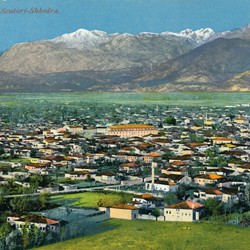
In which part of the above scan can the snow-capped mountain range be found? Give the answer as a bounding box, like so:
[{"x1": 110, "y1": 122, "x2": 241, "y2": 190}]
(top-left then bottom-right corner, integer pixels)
[
  {"x1": 0, "y1": 24, "x2": 250, "y2": 92},
  {"x1": 50, "y1": 27, "x2": 218, "y2": 50},
  {"x1": 49, "y1": 25, "x2": 250, "y2": 50}
]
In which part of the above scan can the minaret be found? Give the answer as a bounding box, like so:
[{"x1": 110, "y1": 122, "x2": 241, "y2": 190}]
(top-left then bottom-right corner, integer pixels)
[{"x1": 151, "y1": 162, "x2": 157, "y2": 190}]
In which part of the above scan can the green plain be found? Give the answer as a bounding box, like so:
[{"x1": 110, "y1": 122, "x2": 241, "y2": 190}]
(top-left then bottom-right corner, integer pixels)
[
  {"x1": 36, "y1": 219, "x2": 250, "y2": 250},
  {"x1": 0, "y1": 92, "x2": 249, "y2": 106}
]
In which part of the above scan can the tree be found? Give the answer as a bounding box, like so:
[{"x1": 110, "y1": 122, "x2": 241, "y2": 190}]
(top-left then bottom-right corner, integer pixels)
[
  {"x1": 30, "y1": 174, "x2": 42, "y2": 192},
  {"x1": 28, "y1": 225, "x2": 40, "y2": 248},
  {"x1": 151, "y1": 208, "x2": 161, "y2": 221},
  {"x1": 40, "y1": 175, "x2": 54, "y2": 188},
  {"x1": 97, "y1": 199, "x2": 104, "y2": 207},
  {"x1": 177, "y1": 184, "x2": 187, "y2": 200},
  {"x1": 0, "y1": 147, "x2": 5, "y2": 155},
  {"x1": 5, "y1": 229, "x2": 23, "y2": 250},
  {"x1": 10, "y1": 196, "x2": 29, "y2": 212},
  {"x1": 119, "y1": 193, "x2": 130, "y2": 204},
  {"x1": 30, "y1": 149, "x2": 37, "y2": 158},
  {"x1": 244, "y1": 184, "x2": 250, "y2": 205},
  {"x1": 162, "y1": 151, "x2": 174, "y2": 162},
  {"x1": 22, "y1": 225, "x2": 30, "y2": 249},
  {"x1": 163, "y1": 116, "x2": 176, "y2": 125},
  {"x1": 140, "y1": 168, "x2": 150, "y2": 182},
  {"x1": 223, "y1": 201, "x2": 234, "y2": 215},
  {"x1": 86, "y1": 174, "x2": 92, "y2": 182},
  {"x1": 39, "y1": 192, "x2": 51, "y2": 209},
  {"x1": 205, "y1": 146, "x2": 219, "y2": 158},
  {"x1": 0, "y1": 223, "x2": 11, "y2": 241},
  {"x1": 189, "y1": 134, "x2": 204, "y2": 143},
  {"x1": 164, "y1": 193, "x2": 178, "y2": 205},
  {"x1": 0, "y1": 191, "x2": 5, "y2": 209},
  {"x1": 204, "y1": 198, "x2": 221, "y2": 217},
  {"x1": 240, "y1": 216, "x2": 250, "y2": 228}
]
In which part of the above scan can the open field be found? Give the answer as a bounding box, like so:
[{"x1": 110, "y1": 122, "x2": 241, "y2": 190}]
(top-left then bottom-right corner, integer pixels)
[
  {"x1": 36, "y1": 219, "x2": 250, "y2": 250},
  {"x1": 51, "y1": 191, "x2": 134, "y2": 208},
  {"x1": 0, "y1": 92, "x2": 249, "y2": 107}
]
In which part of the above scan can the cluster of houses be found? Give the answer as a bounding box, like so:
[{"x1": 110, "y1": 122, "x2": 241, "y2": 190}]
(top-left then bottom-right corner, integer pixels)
[
  {"x1": 1, "y1": 105, "x2": 250, "y2": 231},
  {"x1": 105, "y1": 194, "x2": 205, "y2": 222},
  {"x1": 7, "y1": 193, "x2": 205, "y2": 231}
]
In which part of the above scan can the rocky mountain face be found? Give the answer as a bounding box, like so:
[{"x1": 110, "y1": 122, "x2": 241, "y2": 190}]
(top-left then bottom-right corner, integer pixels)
[
  {"x1": 136, "y1": 38, "x2": 250, "y2": 82},
  {"x1": 0, "y1": 30, "x2": 197, "y2": 74},
  {"x1": 0, "y1": 26, "x2": 249, "y2": 92}
]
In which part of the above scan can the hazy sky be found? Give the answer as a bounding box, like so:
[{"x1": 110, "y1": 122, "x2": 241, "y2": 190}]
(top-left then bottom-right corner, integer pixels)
[{"x1": 0, "y1": 0, "x2": 250, "y2": 51}]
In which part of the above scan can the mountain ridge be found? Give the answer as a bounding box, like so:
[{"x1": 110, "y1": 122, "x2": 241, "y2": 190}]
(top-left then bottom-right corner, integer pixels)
[
  {"x1": 0, "y1": 25, "x2": 250, "y2": 92},
  {"x1": 49, "y1": 27, "x2": 216, "y2": 50}
]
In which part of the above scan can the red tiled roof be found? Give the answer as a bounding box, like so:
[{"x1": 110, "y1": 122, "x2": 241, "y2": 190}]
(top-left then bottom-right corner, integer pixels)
[
  {"x1": 122, "y1": 163, "x2": 140, "y2": 168},
  {"x1": 195, "y1": 174, "x2": 223, "y2": 180},
  {"x1": 213, "y1": 137, "x2": 236, "y2": 141},
  {"x1": 171, "y1": 161, "x2": 188, "y2": 166},
  {"x1": 205, "y1": 188, "x2": 223, "y2": 195},
  {"x1": 166, "y1": 201, "x2": 204, "y2": 210},
  {"x1": 22, "y1": 215, "x2": 59, "y2": 225},
  {"x1": 147, "y1": 152, "x2": 161, "y2": 157},
  {"x1": 112, "y1": 204, "x2": 138, "y2": 210}
]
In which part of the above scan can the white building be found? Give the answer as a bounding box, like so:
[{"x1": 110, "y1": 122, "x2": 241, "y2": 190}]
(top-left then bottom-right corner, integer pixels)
[{"x1": 164, "y1": 201, "x2": 204, "y2": 222}]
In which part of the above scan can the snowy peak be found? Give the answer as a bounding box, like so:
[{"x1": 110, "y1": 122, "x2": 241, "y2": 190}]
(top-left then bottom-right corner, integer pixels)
[
  {"x1": 161, "y1": 28, "x2": 215, "y2": 44},
  {"x1": 50, "y1": 28, "x2": 110, "y2": 50},
  {"x1": 180, "y1": 28, "x2": 215, "y2": 41}
]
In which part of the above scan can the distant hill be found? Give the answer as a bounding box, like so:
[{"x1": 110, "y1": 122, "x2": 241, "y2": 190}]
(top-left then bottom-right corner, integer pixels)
[{"x1": 129, "y1": 38, "x2": 250, "y2": 91}]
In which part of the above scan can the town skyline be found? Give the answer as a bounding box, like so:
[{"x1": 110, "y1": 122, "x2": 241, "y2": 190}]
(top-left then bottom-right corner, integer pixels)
[{"x1": 0, "y1": 92, "x2": 249, "y2": 248}]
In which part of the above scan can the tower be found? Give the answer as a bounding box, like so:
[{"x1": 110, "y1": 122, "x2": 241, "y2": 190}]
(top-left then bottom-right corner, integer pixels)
[{"x1": 151, "y1": 162, "x2": 157, "y2": 190}]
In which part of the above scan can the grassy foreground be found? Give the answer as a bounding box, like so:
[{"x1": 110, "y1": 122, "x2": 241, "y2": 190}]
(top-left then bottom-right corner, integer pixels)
[
  {"x1": 36, "y1": 219, "x2": 250, "y2": 250},
  {"x1": 51, "y1": 191, "x2": 133, "y2": 208}
]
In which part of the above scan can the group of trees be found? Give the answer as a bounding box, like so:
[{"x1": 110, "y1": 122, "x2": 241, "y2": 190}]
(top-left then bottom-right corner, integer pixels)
[
  {"x1": 202, "y1": 185, "x2": 250, "y2": 222},
  {"x1": 163, "y1": 116, "x2": 176, "y2": 125},
  {"x1": 97, "y1": 192, "x2": 131, "y2": 207},
  {"x1": 9, "y1": 193, "x2": 51, "y2": 213},
  {"x1": 205, "y1": 146, "x2": 227, "y2": 168},
  {"x1": 0, "y1": 191, "x2": 54, "y2": 249},
  {"x1": 0, "y1": 225, "x2": 59, "y2": 250},
  {"x1": 0, "y1": 174, "x2": 55, "y2": 197},
  {"x1": 0, "y1": 190, "x2": 51, "y2": 214}
]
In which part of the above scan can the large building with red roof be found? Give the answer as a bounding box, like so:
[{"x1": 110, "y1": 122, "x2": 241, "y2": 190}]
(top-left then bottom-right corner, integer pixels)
[{"x1": 108, "y1": 124, "x2": 158, "y2": 138}]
